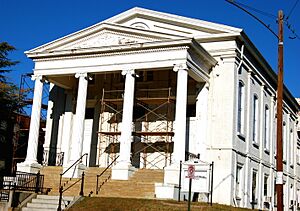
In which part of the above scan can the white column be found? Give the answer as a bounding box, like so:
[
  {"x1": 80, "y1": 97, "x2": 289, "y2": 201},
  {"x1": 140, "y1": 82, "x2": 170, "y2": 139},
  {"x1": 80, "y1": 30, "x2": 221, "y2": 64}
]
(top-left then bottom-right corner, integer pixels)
[
  {"x1": 64, "y1": 72, "x2": 88, "y2": 178},
  {"x1": 163, "y1": 63, "x2": 189, "y2": 186},
  {"x1": 119, "y1": 69, "x2": 135, "y2": 164},
  {"x1": 195, "y1": 83, "x2": 209, "y2": 158},
  {"x1": 61, "y1": 93, "x2": 74, "y2": 166},
  {"x1": 112, "y1": 69, "x2": 136, "y2": 180},
  {"x1": 172, "y1": 63, "x2": 189, "y2": 164},
  {"x1": 17, "y1": 75, "x2": 44, "y2": 173},
  {"x1": 70, "y1": 72, "x2": 88, "y2": 162}
]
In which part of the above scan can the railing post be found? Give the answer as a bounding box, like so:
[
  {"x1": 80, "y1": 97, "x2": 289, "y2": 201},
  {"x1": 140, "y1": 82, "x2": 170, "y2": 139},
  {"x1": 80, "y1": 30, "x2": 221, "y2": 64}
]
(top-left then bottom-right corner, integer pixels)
[
  {"x1": 57, "y1": 186, "x2": 63, "y2": 211},
  {"x1": 85, "y1": 153, "x2": 88, "y2": 166},
  {"x1": 210, "y1": 161, "x2": 214, "y2": 206},
  {"x1": 178, "y1": 160, "x2": 182, "y2": 202},
  {"x1": 96, "y1": 175, "x2": 99, "y2": 195},
  {"x1": 79, "y1": 172, "x2": 84, "y2": 196},
  {"x1": 35, "y1": 171, "x2": 40, "y2": 193}
]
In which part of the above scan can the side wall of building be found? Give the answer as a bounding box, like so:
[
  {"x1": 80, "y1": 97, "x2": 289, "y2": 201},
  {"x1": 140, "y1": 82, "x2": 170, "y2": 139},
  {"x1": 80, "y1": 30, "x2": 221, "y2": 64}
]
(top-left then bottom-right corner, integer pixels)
[{"x1": 201, "y1": 40, "x2": 299, "y2": 210}]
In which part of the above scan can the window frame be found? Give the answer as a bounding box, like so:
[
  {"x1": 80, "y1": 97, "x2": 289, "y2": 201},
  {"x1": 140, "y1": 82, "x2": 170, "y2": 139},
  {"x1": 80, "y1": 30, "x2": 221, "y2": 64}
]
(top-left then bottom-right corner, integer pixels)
[
  {"x1": 252, "y1": 94, "x2": 259, "y2": 145},
  {"x1": 251, "y1": 169, "x2": 258, "y2": 204},
  {"x1": 264, "y1": 105, "x2": 270, "y2": 151},
  {"x1": 237, "y1": 80, "x2": 245, "y2": 136},
  {"x1": 235, "y1": 164, "x2": 243, "y2": 199},
  {"x1": 283, "y1": 121, "x2": 287, "y2": 162}
]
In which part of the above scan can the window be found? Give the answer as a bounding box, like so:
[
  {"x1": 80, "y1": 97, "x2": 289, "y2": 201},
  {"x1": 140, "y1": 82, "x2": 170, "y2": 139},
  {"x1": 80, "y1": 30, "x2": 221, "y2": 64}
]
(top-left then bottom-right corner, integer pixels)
[
  {"x1": 283, "y1": 122, "x2": 287, "y2": 161},
  {"x1": 264, "y1": 174, "x2": 269, "y2": 197},
  {"x1": 264, "y1": 105, "x2": 270, "y2": 150},
  {"x1": 236, "y1": 164, "x2": 243, "y2": 198},
  {"x1": 290, "y1": 129, "x2": 294, "y2": 166},
  {"x1": 297, "y1": 146, "x2": 300, "y2": 165},
  {"x1": 252, "y1": 95, "x2": 259, "y2": 144},
  {"x1": 252, "y1": 170, "x2": 258, "y2": 203},
  {"x1": 237, "y1": 81, "x2": 245, "y2": 134},
  {"x1": 290, "y1": 184, "x2": 294, "y2": 203}
]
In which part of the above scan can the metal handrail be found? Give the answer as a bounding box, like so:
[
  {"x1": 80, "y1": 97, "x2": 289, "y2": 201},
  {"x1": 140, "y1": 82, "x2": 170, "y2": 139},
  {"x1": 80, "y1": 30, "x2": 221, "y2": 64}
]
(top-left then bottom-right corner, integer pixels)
[
  {"x1": 96, "y1": 155, "x2": 119, "y2": 194},
  {"x1": 2, "y1": 172, "x2": 44, "y2": 193},
  {"x1": 61, "y1": 153, "x2": 88, "y2": 176},
  {"x1": 57, "y1": 153, "x2": 88, "y2": 211}
]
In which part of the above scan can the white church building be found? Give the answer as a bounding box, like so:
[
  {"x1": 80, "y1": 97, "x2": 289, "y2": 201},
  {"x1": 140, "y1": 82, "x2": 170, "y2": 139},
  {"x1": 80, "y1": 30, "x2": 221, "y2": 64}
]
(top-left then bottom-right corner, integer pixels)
[{"x1": 17, "y1": 7, "x2": 300, "y2": 210}]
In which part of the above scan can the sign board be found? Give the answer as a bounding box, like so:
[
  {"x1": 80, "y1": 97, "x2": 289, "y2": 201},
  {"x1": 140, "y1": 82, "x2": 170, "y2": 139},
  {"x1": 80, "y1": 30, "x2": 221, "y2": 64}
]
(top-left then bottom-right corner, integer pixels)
[
  {"x1": 182, "y1": 163, "x2": 211, "y2": 193},
  {"x1": 186, "y1": 165, "x2": 195, "y2": 179}
]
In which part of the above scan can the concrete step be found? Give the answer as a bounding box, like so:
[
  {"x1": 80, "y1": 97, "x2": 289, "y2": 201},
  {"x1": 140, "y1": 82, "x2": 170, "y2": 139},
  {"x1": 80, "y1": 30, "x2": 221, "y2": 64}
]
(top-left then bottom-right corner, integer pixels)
[
  {"x1": 22, "y1": 195, "x2": 75, "y2": 211},
  {"x1": 40, "y1": 166, "x2": 163, "y2": 199},
  {"x1": 36, "y1": 195, "x2": 74, "y2": 201},
  {"x1": 27, "y1": 203, "x2": 58, "y2": 209},
  {"x1": 22, "y1": 208, "x2": 57, "y2": 211}
]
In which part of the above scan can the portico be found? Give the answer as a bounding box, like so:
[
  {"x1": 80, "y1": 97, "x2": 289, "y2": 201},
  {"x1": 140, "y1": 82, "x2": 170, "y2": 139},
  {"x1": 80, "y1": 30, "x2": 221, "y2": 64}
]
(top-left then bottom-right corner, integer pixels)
[{"x1": 17, "y1": 21, "x2": 216, "y2": 178}]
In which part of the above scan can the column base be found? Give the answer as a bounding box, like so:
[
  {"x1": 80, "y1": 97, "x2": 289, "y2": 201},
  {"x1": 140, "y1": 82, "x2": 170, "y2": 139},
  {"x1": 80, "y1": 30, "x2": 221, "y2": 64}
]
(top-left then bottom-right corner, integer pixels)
[
  {"x1": 111, "y1": 162, "x2": 136, "y2": 180},
  {"x1": 164, "y1": 163, "x2": 181, "y2": 185},
  {"x1": 16, "y1": 161, "x2": 42, "y2": 174},
  {"x1": 155, "y1": 183, "x2": 177, "y2": 199},
  {"x1": 63, "y1": 163, "x2": 87, "y2": 178}
]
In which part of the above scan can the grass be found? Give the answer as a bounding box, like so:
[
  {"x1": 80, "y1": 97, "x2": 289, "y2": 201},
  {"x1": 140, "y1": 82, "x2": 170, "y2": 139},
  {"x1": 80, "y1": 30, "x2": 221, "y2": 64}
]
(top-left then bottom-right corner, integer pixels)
[{"x1": 67, "y1": 197, "x2": 254, "y2": 211}]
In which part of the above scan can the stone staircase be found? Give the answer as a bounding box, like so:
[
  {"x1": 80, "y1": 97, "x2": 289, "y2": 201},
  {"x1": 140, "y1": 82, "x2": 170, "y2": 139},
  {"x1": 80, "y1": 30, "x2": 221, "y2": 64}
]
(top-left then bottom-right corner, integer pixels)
[
  {"x1": 22, "y1": 195, "x2": 74, "y2": 211},
  {"x1": 39, "y1": 166, "x2": 164, "y2": 199},
  {"x1": 97, "y1": 169, "x2": 164, "y2": 198}
]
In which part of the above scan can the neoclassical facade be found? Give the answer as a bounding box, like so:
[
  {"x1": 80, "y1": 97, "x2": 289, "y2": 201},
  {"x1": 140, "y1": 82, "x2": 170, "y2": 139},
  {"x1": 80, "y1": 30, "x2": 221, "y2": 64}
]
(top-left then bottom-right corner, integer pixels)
[{"x1": 17, "y1": 8, "x2": 300, "y2": 210}]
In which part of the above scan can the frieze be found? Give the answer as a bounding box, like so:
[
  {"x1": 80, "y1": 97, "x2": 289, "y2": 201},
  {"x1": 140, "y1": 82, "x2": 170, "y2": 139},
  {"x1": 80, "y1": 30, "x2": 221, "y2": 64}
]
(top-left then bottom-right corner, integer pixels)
[
  {"x1": 33, "y1": 46, "x2": 189, "y2": 62},
  {"x1": 59, "y1": 30, "x2": 158, "y2": 50}
]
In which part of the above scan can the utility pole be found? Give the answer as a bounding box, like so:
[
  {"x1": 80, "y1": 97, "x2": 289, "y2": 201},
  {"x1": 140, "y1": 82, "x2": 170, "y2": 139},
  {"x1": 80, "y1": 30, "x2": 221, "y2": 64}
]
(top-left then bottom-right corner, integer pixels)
[
  {"x1": 226, "y1": 1, "x2": 292, "y2": 210},
  {"x1": 276, "y1": 10, "x2": 284, "y2": 211}
]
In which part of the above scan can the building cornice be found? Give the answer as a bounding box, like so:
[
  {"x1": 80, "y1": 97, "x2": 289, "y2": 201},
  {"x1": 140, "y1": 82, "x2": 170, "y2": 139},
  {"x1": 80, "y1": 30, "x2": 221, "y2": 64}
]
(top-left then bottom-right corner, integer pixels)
[{"x1": 33, "y1": 45, "x2": 189, "y2": 62}]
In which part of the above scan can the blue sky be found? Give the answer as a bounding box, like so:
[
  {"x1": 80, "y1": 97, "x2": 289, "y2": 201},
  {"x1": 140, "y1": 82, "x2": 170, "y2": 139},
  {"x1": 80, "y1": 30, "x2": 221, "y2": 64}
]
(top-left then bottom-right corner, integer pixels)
[{"x1": 2, "y1": 0, "x2": 300, "y2": 97}]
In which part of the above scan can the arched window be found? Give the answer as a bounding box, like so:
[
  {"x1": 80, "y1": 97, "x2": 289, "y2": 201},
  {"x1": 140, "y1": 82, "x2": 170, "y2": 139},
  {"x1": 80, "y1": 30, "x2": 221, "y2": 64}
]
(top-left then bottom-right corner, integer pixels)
[{"x1": 237, "y1": 81, "x2": 245, "y2": 134}]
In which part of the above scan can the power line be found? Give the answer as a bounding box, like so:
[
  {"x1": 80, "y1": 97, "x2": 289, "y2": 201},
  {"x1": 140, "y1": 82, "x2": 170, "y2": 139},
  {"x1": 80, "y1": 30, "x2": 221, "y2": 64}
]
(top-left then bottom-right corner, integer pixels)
[
  {"x1": 233, "y1": 0, "x2": 277, "y2": 20},
  {"x1": 284, "y1": 20, "x2": 300, "y2": 40},
  {"x1": 226, "y1": 0, "x2": 300, "y2": 41},
  {"x1": 286, "y1": 0, "x2": 299, "y2": 20},
  {"x1": 225, "y1": 0, "x2": 278, "y2": 39},
  {"x1": 284, "y1": 0, "x2": 300, "y2": 40}
]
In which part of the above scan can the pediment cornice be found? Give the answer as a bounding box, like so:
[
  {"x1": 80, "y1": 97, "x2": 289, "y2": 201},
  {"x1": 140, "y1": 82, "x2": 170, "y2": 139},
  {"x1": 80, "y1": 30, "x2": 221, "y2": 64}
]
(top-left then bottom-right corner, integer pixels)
[
  {"x1": 26, "y1": 23, "x2": 186, "y2": 56},
  {"x1": 106, "y1": 7, "x2": 243, "y2": 34}
]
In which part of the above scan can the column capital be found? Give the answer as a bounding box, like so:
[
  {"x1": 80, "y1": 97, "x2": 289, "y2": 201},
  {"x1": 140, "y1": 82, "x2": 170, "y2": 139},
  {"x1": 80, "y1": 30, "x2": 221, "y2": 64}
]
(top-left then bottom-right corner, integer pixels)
[
  {"x1": 173, "y1": 63, "x2": 188, "y2": 72},
  {"x1": 75, "y1": 72, "x2": 88, "y2": 79},
  {"x1": 121, "y1": 69, "x2": 135, "y2": 76},
  {"x1": 31, "y1": 74, "x2": 44, "y2": 82}
]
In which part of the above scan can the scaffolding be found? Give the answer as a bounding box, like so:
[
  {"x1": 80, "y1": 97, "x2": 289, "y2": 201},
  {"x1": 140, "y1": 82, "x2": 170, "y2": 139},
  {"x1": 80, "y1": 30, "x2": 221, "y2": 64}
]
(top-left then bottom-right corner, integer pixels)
[{"x1": 97, "y1": 86, "x2": 176, "y2": 169}]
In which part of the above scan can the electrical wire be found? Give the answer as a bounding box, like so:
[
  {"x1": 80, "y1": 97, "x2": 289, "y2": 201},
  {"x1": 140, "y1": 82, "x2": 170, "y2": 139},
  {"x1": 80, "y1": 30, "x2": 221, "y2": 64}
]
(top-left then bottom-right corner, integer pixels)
[
  {"x1": 286, "y1": 0, "x2": 300, "y2": 20},
  {"x1": 225, "y1": 0, "x2": 278, "y2": 39},
  {"x1": 231, "y1": 0, "x2": 277, "y2": 20}
]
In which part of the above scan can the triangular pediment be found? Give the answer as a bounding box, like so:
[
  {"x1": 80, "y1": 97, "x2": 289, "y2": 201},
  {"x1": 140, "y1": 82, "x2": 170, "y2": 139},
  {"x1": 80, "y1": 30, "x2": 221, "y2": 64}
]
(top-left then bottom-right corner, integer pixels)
[
  {"x1": 26, "y1": 7, "x2": 242, "y2": 55},
  {"x1": 106, "y1": 7, "x2": 242, "y2": 37},
  {"x1": 26, "y1": 23, "x2": 186, "y2": 54}
]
